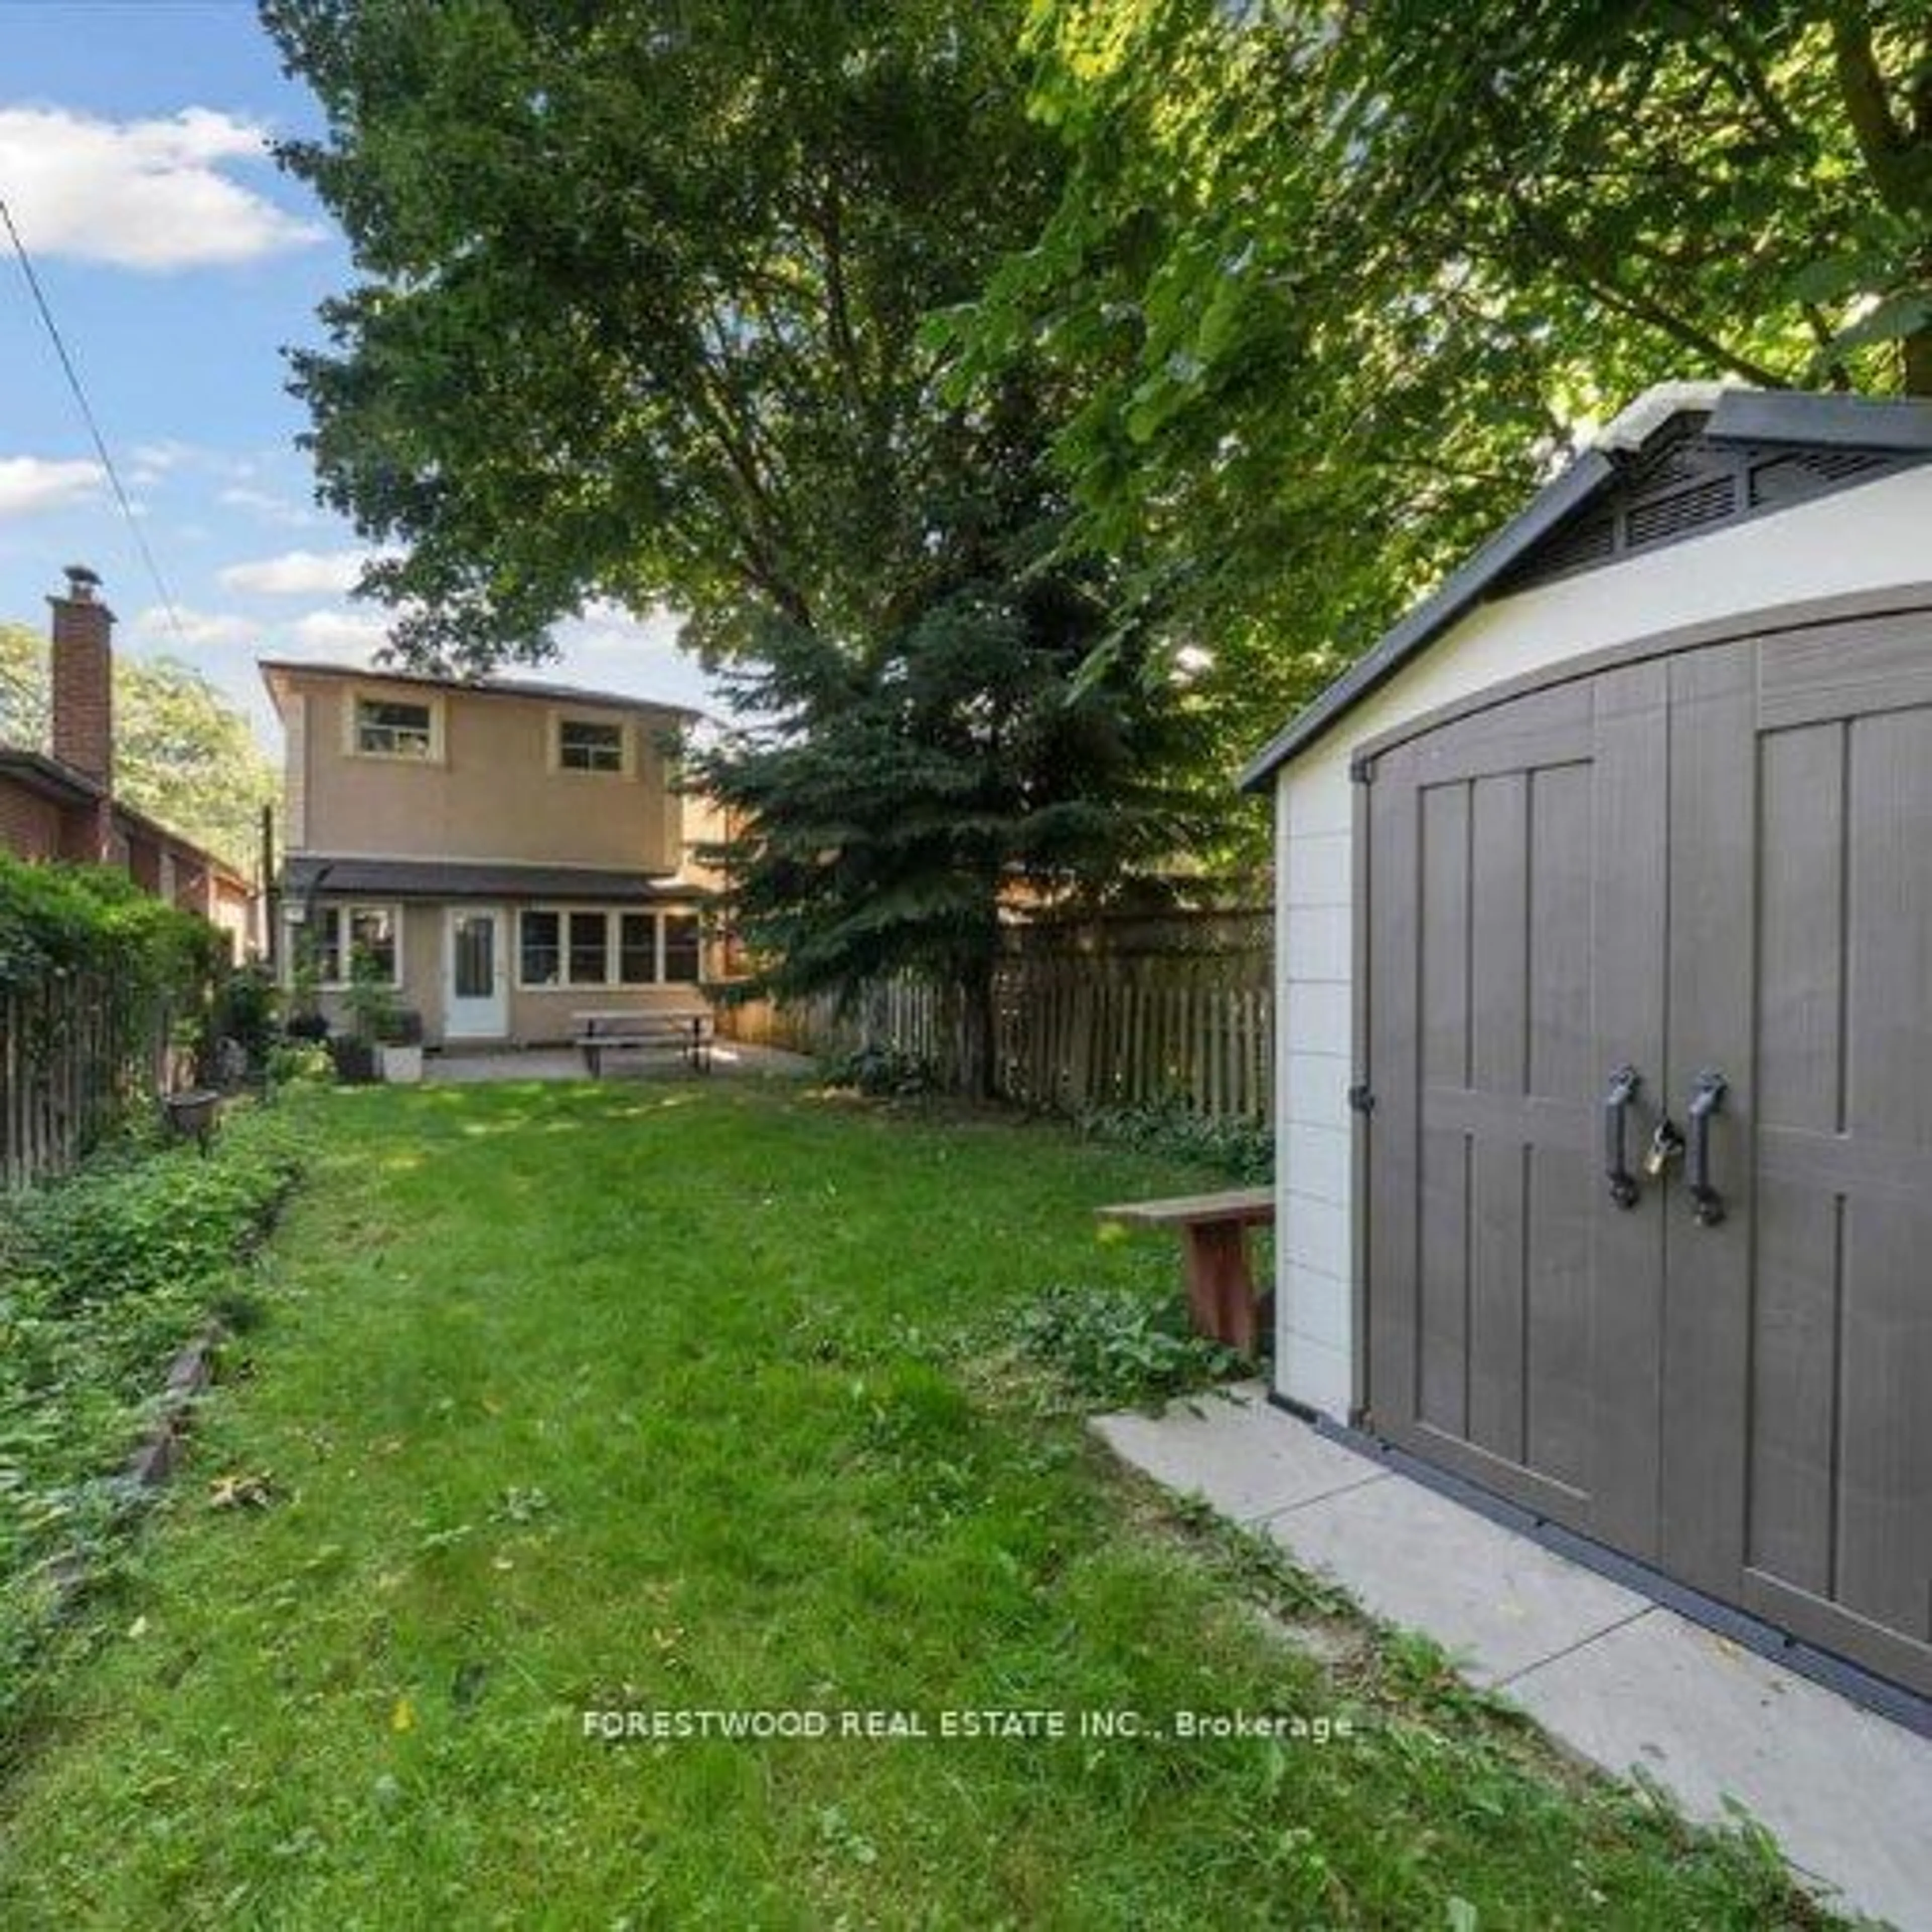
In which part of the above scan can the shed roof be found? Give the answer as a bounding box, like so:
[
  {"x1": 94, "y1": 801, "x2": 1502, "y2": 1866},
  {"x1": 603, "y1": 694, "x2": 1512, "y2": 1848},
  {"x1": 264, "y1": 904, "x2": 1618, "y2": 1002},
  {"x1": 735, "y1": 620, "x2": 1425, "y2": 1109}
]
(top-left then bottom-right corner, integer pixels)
[{"x1": 1239, "y1": 387, "x2": 1932, "y2": 791}]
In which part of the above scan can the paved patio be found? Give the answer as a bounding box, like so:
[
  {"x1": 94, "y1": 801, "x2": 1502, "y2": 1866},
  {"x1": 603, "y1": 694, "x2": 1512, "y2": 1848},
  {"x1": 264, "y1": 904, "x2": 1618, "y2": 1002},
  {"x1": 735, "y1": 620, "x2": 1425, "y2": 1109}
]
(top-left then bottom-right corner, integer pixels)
[
  {"x1": 1095, "y1": 1385, "x2": 1932, "y2": 1932},
  {"x1": 425, "y1": 1039, "x2": 815, "y2": 1084}
]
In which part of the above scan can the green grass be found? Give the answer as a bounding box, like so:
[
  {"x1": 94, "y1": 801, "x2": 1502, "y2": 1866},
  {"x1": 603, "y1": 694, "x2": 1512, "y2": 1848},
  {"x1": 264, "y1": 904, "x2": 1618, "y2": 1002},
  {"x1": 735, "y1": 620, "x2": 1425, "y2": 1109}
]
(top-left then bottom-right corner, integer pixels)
[{"x1": 0, "y1": 1079, "x2": 1831, "y2": 1929}]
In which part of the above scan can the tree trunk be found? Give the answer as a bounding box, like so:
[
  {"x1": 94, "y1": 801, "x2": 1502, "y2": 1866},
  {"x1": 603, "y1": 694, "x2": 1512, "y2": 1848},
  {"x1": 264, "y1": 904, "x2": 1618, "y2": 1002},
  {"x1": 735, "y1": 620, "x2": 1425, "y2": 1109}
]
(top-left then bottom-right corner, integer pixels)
[
  {"x1": 1906, "y1": 323, "x2": 1932, "y2": 398},
  {"x1": 957, "y1": 960, "x2": 997, "y2": 1103}
]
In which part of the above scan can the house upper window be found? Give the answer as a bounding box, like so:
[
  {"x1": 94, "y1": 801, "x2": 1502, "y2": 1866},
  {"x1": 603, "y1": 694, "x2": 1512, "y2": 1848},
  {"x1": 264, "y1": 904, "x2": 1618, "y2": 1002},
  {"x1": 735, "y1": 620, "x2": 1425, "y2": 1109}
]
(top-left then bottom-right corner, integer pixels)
[
  {"x1": 557, "y1": 717, "x2": 626, "y2": 773},
  {"x1": 355, "y1": 696, "x2": 436, "y2": 759}
]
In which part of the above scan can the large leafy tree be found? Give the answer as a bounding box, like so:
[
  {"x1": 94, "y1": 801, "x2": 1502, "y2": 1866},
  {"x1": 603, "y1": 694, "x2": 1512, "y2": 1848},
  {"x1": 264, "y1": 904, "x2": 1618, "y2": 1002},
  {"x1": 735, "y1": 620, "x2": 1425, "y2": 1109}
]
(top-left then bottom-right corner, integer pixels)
[
  {"x1": 0, "y1": 622, "x2": 277, "y2": 874},
  {"x1": 264, "y1": 0, "x2": 1214, "y2": 1060},
  {"x1": 949, "y1": 1, "x2": 1932, "y2": 780},
  {"x1": 264, "y1": 0, "x2": 1065, "y2": 666}
]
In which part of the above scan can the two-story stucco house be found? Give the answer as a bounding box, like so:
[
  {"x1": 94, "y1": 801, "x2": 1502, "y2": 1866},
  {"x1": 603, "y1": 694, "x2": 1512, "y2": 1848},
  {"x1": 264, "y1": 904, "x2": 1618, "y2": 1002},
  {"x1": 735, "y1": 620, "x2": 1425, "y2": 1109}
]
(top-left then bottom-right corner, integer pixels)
[{"x1": 261, "y1": 659, "x2": 712, "y2": 1048}]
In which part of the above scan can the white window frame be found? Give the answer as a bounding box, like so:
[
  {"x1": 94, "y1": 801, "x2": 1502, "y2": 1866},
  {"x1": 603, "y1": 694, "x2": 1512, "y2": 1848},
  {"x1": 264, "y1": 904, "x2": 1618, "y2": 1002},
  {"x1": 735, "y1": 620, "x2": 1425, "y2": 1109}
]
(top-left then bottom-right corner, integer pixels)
[
  {"x1": 565, "y1": 908, "x2": 614, "y2": 989},
  {"x1": 548, "y1": 709, "x2": 634, "y2": 777},
  {"x1": 616, "y1": 909, "x2": 661, "y2": 987},
  {"x1": 296, "y1": 902, "x2": 405, "y2": 989},
  {"x1": 515, "y1": 907, "x2": 566, "y2": 989},
  {"x1": 660, "y1": 911, "x2": 701, "y2": 985},
  {"x1": 346, "y1": 687, "x2": 446, "y2": 763},
  {"x1": 513, "y1": 904, "x2": 703, "y2": 989}
]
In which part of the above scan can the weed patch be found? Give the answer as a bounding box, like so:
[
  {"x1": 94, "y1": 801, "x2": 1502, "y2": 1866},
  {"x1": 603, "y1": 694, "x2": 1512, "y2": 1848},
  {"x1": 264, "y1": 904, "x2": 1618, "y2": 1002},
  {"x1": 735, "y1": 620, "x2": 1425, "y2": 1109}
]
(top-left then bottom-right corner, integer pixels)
[
  {"x1": 0, "y1": 1098, "x2": 307, "y2": 1758},
  {"x1": 1076, "y1": 1096, "x2": 1273, "y2": 1183},
  {"x1": 1010, "y1": 1281, "x2": 1252, "y2": 1409}
]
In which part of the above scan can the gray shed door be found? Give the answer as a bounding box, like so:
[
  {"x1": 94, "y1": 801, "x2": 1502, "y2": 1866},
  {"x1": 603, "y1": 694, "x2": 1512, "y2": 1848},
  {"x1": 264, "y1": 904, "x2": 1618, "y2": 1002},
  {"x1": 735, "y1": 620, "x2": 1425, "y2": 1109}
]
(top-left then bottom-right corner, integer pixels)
[{"x1": 1364, "y1": 617, "x2": 1932, "y2": 1698}]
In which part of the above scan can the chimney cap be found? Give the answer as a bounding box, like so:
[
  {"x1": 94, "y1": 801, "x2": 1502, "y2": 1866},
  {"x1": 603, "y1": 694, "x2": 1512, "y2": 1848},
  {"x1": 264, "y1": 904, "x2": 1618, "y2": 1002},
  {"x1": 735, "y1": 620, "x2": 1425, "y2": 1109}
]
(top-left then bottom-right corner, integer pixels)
[{"x1": 62, "y1": 563, "x2": 102, "y2": 599}]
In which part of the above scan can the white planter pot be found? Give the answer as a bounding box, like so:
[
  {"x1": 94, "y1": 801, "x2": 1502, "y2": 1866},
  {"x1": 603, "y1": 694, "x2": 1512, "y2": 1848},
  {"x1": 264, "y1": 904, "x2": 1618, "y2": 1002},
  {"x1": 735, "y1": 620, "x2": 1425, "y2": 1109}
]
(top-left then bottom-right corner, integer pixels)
[{"x1": 378, "y1": 1043, "x2": 424, "y2": 1085}]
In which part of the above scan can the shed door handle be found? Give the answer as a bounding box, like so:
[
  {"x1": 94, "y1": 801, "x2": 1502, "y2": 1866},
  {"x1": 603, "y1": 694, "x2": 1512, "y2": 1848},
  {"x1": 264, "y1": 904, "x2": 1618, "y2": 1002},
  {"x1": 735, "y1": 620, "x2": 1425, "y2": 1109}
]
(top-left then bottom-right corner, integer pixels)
[
  {"x1": 1687, "y1": 1070, "x2": 1728, "y2": 1226},
  {"x1": 1603, "y1": 1065, "x2": 1641, "y2": 1209}
]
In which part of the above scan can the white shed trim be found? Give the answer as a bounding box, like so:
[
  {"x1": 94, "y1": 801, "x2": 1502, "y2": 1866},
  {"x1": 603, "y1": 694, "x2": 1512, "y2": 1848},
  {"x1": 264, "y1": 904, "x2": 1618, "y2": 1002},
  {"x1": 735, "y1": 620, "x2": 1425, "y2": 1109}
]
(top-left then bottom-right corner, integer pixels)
[{"x1": 1269, "y1": 456, "x2": 1932, "y2": 1417}]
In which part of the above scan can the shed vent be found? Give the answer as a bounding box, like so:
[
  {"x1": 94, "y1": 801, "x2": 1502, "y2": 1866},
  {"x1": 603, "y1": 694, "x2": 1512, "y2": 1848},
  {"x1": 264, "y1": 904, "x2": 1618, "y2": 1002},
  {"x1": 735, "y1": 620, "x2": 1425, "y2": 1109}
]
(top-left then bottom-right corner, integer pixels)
[
  {"x1": 1625, "y1": 474, "x2": 1738, "y2": 547},
  {"x1": 1748, "y1": 448, "x2": 1890, "y2": 508},
  {"x1": 1520, "y1": 513, "x2": 1616, "y2": 579},
  {"x1": 1488, "y1": 425, "x2": 1927, "y2": 602}
]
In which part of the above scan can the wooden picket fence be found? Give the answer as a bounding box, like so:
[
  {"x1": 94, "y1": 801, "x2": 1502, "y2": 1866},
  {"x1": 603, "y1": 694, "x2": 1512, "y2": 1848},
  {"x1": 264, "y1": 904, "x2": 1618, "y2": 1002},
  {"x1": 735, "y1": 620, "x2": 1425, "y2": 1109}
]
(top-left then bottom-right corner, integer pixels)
[
  {"x1": 0, "y1": 973, "x2": 174, "y2": 1189},
  {"x1": 723, "y1": 908, "x2": 1273, "y2": 1122}
]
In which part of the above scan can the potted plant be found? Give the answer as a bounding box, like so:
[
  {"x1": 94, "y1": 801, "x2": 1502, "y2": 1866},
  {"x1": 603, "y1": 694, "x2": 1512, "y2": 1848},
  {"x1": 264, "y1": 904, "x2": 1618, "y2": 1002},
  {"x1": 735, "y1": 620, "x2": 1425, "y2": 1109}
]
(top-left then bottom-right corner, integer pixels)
[
  {"x1": 331, "y1": 946, "x2": 393, "y2": 1085},
  {"x1": 285, "y1": 952, "x2": 330, "y2": 1042},
  {"x1": 376, "y1": 1006, "x2": 425, "y2": 1085}
]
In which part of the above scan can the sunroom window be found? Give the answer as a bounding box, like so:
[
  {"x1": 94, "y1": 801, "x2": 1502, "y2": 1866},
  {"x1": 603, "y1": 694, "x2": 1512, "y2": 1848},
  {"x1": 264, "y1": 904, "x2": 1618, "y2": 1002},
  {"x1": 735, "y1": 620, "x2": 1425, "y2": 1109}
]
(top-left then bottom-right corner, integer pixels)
[
  {"x1": 305, "y1": 904, "x2": 399, "y2": 986},
  {"x1": 568, "y1": 911, "x2": 610, "y2": 985},
  {"x1": 519, "y1": 910, "x2": 562, "y2": 986}
]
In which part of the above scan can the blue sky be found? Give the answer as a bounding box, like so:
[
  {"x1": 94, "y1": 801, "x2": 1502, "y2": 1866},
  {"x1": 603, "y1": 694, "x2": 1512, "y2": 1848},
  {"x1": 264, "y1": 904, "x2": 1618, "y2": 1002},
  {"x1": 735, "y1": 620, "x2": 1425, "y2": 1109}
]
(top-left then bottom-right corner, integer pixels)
[{"x1": 0, "y1": 0, "x2": 707, "y2": 750}]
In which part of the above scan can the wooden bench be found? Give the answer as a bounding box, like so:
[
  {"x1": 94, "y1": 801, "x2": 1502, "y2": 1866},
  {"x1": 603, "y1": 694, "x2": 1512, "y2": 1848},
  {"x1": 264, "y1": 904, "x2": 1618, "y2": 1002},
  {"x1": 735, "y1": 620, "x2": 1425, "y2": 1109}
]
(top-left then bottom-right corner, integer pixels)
[
  {"x1": 573, "y1": 1008, "x2": 714, "y2": 1078},
  {"x1": 1093, "y1": 1186, "x2": 1275, "y2": 1354}
]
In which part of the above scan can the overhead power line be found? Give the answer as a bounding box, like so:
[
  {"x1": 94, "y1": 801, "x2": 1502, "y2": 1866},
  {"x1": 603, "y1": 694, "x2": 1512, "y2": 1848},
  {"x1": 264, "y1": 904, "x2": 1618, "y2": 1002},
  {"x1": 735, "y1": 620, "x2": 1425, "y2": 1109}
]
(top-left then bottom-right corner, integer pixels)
[{"x1": 0, "y1": 190, "x2": 191, "y2": 650}]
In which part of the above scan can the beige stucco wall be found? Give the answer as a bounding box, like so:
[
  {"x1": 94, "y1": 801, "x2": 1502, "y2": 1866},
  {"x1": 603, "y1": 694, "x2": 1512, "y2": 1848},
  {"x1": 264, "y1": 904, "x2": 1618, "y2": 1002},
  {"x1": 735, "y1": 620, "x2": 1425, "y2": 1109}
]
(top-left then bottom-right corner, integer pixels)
[
  {"x1": 1269, "y1": 462, "x2": 1932, "y2": 1420},
  {"x1": 285, "y1": 672, "x2": 684, "y2": 873}
]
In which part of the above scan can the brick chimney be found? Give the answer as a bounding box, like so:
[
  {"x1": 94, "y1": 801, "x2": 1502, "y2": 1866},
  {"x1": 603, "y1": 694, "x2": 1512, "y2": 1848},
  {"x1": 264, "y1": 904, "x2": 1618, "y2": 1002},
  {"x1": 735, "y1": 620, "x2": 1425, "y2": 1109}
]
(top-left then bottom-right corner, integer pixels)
[{"x1": 49, "y1": 563, "x2": 114, "y2": 789}]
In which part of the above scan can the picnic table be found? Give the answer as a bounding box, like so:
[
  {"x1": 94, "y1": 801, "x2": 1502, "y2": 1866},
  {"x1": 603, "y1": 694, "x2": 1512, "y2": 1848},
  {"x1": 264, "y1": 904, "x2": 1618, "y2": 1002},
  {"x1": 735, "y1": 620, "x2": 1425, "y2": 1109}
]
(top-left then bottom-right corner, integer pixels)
[
  {"x1": 573, "y1": 1007, "x2": 714, "y2": 1077},
  {"x1": 1093, "y1": 1185, "x2": 1275, "y2": 1354}
]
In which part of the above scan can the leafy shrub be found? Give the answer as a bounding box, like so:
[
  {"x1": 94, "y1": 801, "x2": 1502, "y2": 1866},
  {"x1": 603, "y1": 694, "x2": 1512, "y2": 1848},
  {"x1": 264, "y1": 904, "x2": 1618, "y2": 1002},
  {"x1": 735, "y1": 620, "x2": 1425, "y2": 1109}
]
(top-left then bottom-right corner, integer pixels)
[
  {"x1": 0, "y1": 858, "x2": 220, "y2": 1156},
  {"x1": 819, "y1": 1042, "x2": 938, "y2": 1096},
  {"x1": 209, "y1": 961, "x2": 280, "y2": 1069},
  {"x1": 265, "y1": 1039, "x2": 333, "y2": 1086},
  {"x1": 0, "y1": 855, "x2": 215, "y2": 997},
  {"x1": 7, "y1": 1128, "x2": 298, "y2": 1318},
  {"x1": 1011, "y1": 1283, "x2": 1250, "y2": 1410},
  {"x1": 1076, "y1": 1097, "x2": 1273, "y2": 1183}
]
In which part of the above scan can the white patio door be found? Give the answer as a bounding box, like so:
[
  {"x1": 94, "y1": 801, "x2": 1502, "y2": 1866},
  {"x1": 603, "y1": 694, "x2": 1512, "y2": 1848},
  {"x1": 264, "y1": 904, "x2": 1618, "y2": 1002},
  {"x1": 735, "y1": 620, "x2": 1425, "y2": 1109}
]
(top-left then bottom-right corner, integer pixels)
[{"x1": 444, "y1": 906, "x2": 508, "y2": 1039}]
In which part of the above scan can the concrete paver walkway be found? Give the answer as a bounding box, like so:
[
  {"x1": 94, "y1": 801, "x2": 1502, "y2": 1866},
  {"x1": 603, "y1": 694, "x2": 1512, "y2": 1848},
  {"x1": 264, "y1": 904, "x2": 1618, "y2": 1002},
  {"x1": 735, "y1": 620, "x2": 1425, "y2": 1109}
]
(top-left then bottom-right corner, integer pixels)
[
  {"x1": 1094, "y1": 1385, "x2": 1932, "y2": 1932},
  {"x1": 426, "y1": 1040, "x2": 815, "y2": 1083}
]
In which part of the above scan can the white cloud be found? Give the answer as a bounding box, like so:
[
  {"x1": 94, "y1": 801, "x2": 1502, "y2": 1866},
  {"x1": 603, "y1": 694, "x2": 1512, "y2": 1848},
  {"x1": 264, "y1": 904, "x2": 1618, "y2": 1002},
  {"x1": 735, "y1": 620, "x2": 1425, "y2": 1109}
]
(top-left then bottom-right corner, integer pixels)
[
  {"x1": 218, "y1": 547, "x2": 381, "y2": 597},
  {"x1": 288, "y1": 607, "x2": 392, "y2": 657},
  {"x1": 128, "y1": 604, "x2": 257, "y2": 649},
  {"x1": 0, "y1": 106, "x2": 326, "y2": 271},
  {"x1": 551, "y1": 602, "x2": 713, "y2": 713},
  {"x1": 127, "y1": 440, "x2": 195, "y2": 476},
  {"x1": 0, "y1": 454, "x2": 106, "y2": 517},
  {"x1": 218, "y1": 485, "x2": 322, "y2": 529}
]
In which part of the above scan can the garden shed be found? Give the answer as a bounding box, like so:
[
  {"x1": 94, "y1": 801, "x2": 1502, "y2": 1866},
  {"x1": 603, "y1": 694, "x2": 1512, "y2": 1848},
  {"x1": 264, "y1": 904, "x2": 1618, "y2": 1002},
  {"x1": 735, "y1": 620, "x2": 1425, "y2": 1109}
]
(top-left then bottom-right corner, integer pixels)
[{"x1": 1244, "y1": 382, "x2": 1932, "y2": 1703}]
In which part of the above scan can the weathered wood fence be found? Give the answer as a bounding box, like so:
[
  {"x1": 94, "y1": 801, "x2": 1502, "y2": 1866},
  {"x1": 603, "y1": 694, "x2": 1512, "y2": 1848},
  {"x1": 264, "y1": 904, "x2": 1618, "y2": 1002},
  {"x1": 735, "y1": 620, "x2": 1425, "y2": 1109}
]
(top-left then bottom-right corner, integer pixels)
[
  {"x1": 1, "y1": 973, "x2": 173, "y2": 1189},
  {"x1": 723, "y1": 908, "x2": 1274, "y2": 1122}
]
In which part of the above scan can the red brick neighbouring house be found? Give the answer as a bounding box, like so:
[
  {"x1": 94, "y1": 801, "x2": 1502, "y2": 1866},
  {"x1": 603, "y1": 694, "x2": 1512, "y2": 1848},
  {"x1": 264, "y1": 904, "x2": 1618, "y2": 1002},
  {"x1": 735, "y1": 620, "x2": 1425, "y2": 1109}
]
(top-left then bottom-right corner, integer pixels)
[{"x1": 0, "y1": 565, "x2": 256, "y2": 952}]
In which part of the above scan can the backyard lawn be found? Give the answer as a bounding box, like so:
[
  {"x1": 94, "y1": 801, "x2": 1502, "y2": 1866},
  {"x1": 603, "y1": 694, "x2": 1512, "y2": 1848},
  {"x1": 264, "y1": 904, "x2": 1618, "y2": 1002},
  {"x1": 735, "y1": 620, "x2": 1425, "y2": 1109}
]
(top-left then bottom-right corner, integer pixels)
[{"x1": 0, "y1": 1078, "x2": 1825, "y2": 1928}]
